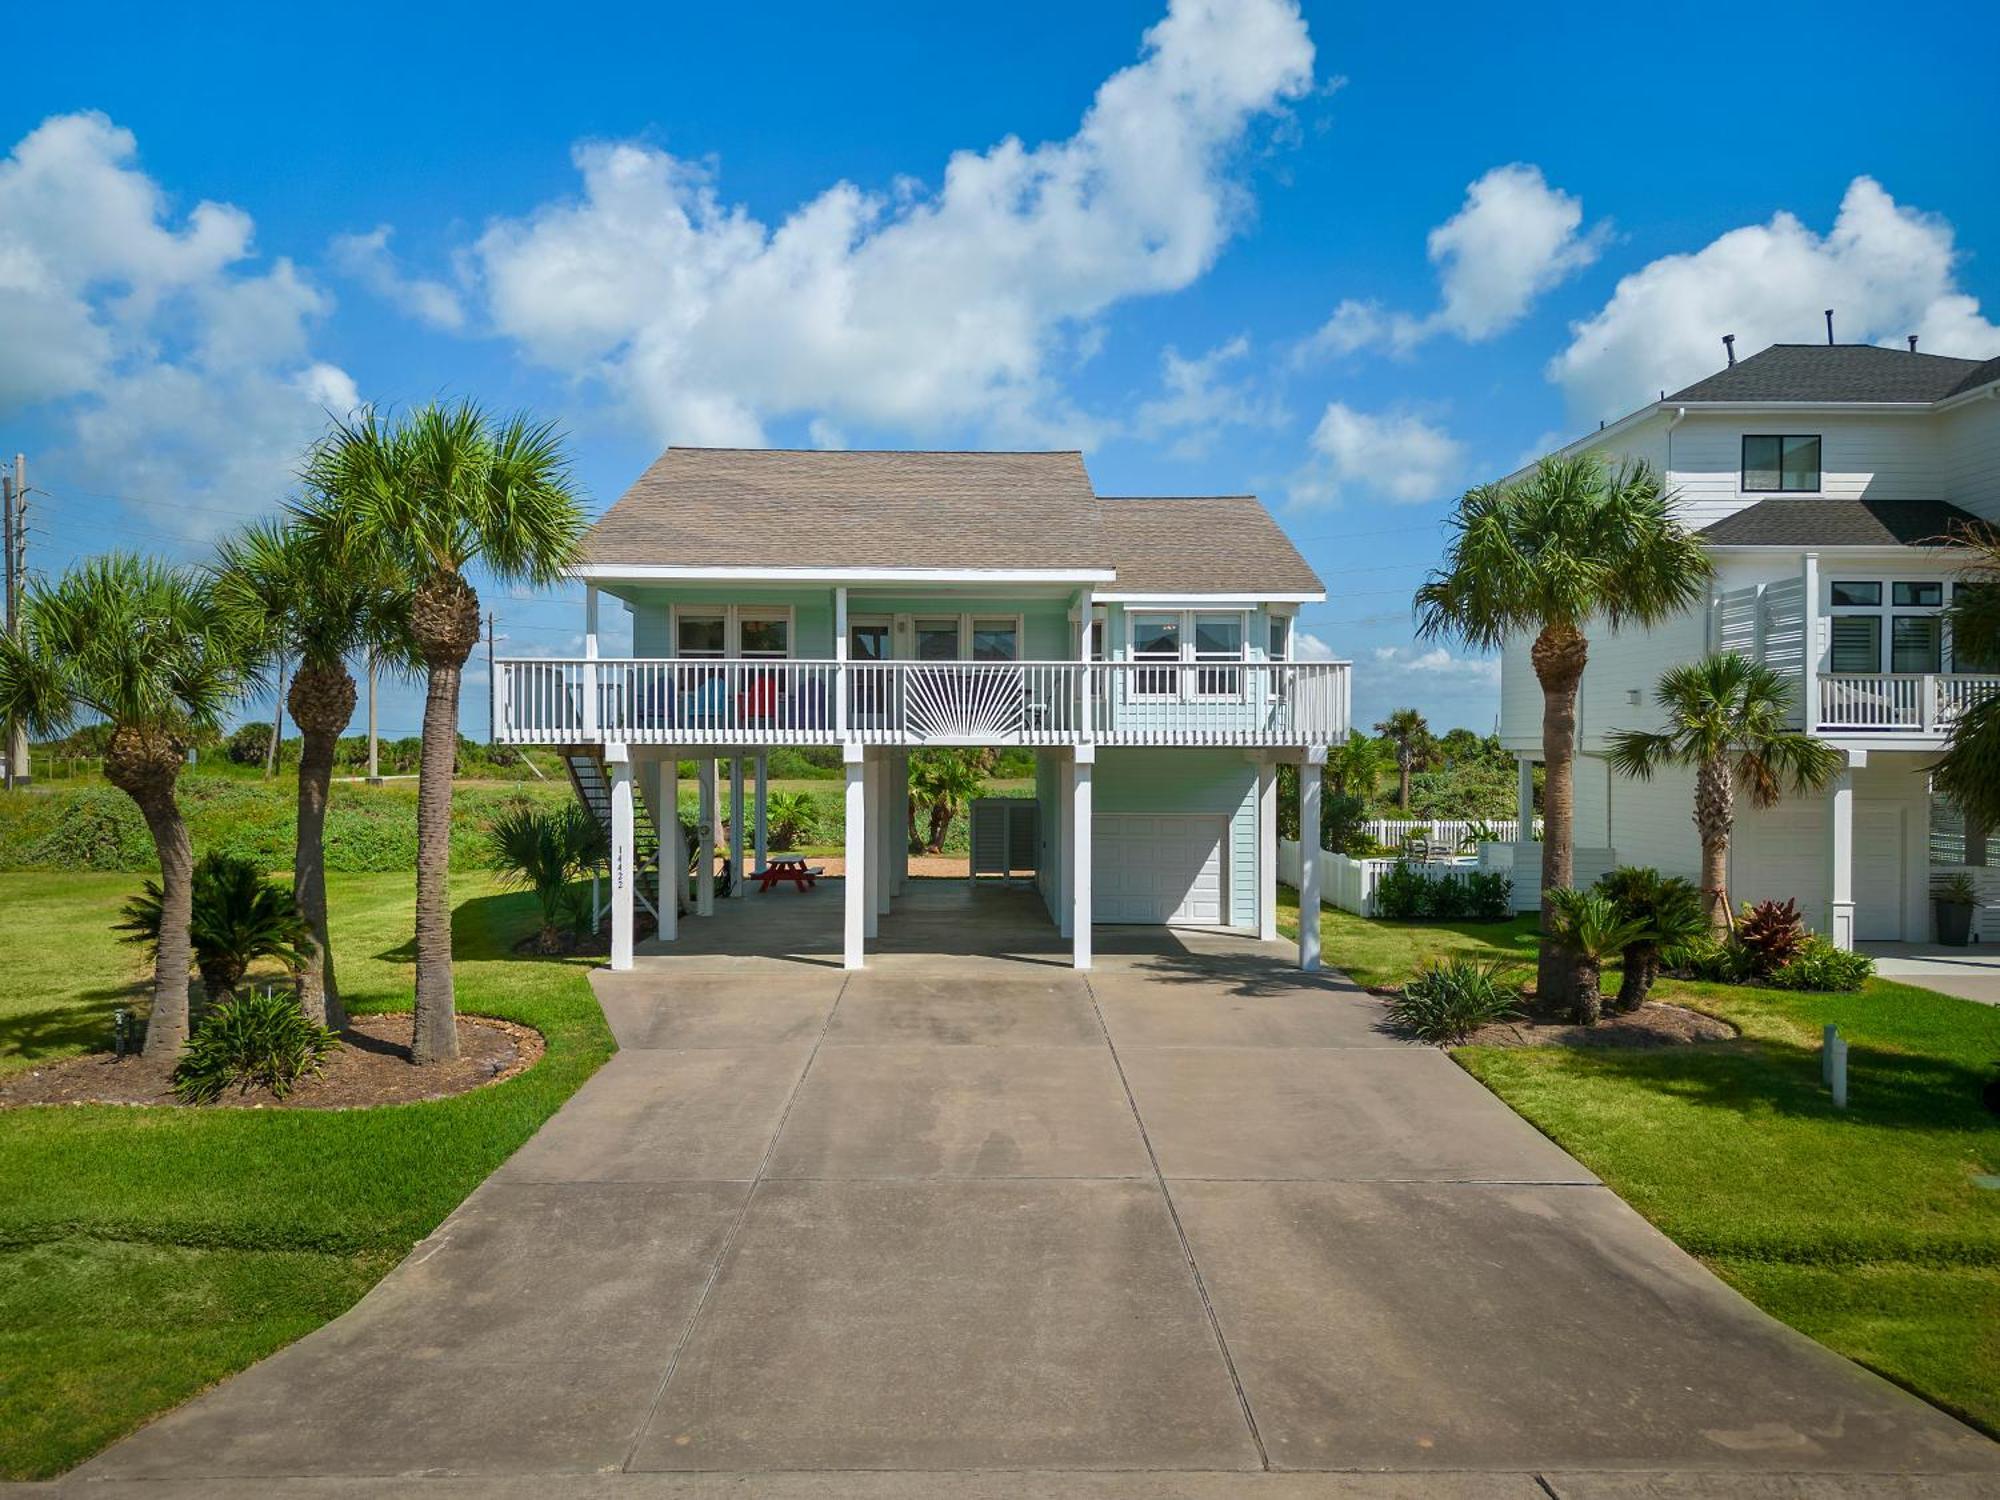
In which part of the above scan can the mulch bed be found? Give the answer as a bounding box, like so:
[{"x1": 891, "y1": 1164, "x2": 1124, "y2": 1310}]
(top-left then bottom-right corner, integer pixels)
[
  {"x1": 0, "y1": 1014, "x2": 544, "y2": 1110},
  {"x1": 1457, "y1": 999, "x2": 1737, "y2": 1049}
]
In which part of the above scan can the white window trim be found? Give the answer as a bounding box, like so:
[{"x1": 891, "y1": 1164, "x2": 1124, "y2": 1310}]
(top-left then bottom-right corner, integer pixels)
[
  {"x1": 1126, "y1": 608, "x2": 1250, "y2": 701},
  {"x1": 904, "y1": 611, "x2": 1027, "y2": 662},
  {"x1": 671, "y1": 602, "x2": 797, "y2": 660},
  {"x1": 1826, "y1": 577, "x2": 1944, "y2": 676}
]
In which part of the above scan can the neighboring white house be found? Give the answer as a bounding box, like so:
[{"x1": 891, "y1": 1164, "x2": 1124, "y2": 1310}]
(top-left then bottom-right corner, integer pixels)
[
  {"x1": 492, "y1": 447, "x2": 1348, "y2": 972},
  {"x1": 1498, "y1": 339, "x2": 2000, "y2": 948}
]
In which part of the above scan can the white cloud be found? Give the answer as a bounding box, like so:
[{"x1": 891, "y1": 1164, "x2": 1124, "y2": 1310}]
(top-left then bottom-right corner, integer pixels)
[
  {"x1": 0, "y1": 111, "x2": 356, "y2": 540},
  {"x1": 1550, "y1": 176, "x2": 2000, "y2": 420},
  {"x1": 1368, "y1": 643, "x2": 1500, "y2": 684},
  {"x1": 471, "y1": 0, "x2": 1314, "y2": 445},
  {"x1": 1300, "y1": 164, "x2": 1602, "y2": 359},
  {"x1": 1292, "y1": 402, "x2": 1463, "y2": 507},
  {"x1": 1295, "y1": 629, "x2": 1338, "y2": 662},
  {"x1": 328, "y1": 225, "x2": 465, "y2": 330},
  {"x1": 1133, "y1": 334, "x2": 1285, "y2": 457}
]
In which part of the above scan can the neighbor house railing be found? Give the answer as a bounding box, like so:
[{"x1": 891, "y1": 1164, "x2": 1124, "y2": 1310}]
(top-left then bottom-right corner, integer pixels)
[
  {"x1": 1816, "y1": 673, "x2": 2000, "y2": 733},
  {"x1": 494, "y1": 658, "x2": 1350, "y2": 748}
]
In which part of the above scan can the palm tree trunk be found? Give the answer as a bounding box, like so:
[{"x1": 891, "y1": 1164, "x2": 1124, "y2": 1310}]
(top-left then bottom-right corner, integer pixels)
[
  {"x1": 290, "y1": 661, "x2": 356, "y2": 1030},
  {"x1": 1695, "y1": 754, "x2": 1734, "y2": 934},
  {"x1": 411, "y1": 572, "x2": 480, "y2": 1065},
  {"x1": 106, "y1": 727, "x2": 195, "y2": 1059},
  {"x1": 1572, "y1": 959, "x2": 1602, "y2": 1026},
  {"x1": 1531, "y1": 623, "x2": 1588, "y2": 1002},
  {"x1": 1398, "y1": 753, "x2": 1411, "y2": 809}
]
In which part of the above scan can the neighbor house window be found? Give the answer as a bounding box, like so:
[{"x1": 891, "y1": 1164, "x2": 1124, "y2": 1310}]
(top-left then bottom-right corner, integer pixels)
[
  {"x1": 1892, "y1": 615, "x2": 1942, "y2": 673},
  {"x1": 1193, "y1": 612, "x2": 1245, "y2": 696},
  {"x1": 971, "y1": 618, "x2": 1019, "y2": 662},
  {"x1": 1829, "y1": 616, "x2": 1881, "y2": 674},
  {"x1": 1132, "y1": 613, "x2": 1180, "y2": 695},
  {"x1": 1742, "y1": 434, "x2": 1821, "y2": 492},
  {"x1": 1828, "y1": 578, "x2": 1949, "y2": 675},
  {"x1": 676, "y1": 612, "x2": 725, "y2": 658}
]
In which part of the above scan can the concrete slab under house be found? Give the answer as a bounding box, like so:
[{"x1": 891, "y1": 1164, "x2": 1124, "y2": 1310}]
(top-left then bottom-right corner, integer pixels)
[{"x1": 491, "y1": 447, "x2": 1348, "y2": 974}]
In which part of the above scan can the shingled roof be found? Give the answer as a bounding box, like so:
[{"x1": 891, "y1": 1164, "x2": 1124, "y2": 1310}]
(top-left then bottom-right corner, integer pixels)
[
  {"x1": 1095, "y1": 497, "x2": 1323, "y2": 594},
  {"x1": 584, "y1": 449, "x2": 1109, "y2": 573},
  {"x1": 1698, "y1": 498, "x2": 1985, "y2": 548},
  {"x1": 1669, "y1": 344, "x2": 2000, "y2": 404}
]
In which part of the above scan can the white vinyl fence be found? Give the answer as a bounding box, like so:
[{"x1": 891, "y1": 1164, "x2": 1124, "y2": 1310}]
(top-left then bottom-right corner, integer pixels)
[{"x1": 1362, "y1": 817, "x2": 1541, "y2": 850}]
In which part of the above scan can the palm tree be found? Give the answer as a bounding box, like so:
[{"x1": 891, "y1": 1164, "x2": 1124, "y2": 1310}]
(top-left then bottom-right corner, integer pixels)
[
  {"x1": 212, "y1": 511, "x2": 412, "y2": 1030},
  {"x1": 1329, "y1": 728, "x2": 1391, "y2": 802},
  {"x1": 485, "y1": 803, "x2": 606, "y2": 953},
  {"x1": 1937, "y1": 523, "x2": 2000, "y2": 835},
  {"x1": 120, "y1": 853, "x2": 315, "y2": 1002},
  {"x1": 1542, "y1": 887, "x2": 1647, "y2": 1025},
  {"x1": 1605, "y1": 653, "x2": 1841, "y2": 934},
  {"x1": 764, "y1": 789, "x2": 820, "y2": 851},
  {"x1": 909, "y1": 749, "x2": 986, "y2": 853},
  {"x1": 0, "y1": 556, "x2": 254, "y2": 1056},
  {"x1": 1415, "y1": 455, "x2": 1710, "y2": 999},
  {"x1": 1594, "y1": 866, "x2": 1705, "y2": 1012},
  {"x1": 302, "y1": 404, "x2": 585, "y2": 1063},
  {"x1": 1372, "y1": 709, "x2": 1432, "y2": 809}
]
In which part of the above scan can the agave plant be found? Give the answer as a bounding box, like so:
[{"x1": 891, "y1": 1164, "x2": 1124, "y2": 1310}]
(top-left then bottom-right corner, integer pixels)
[
  {"x1": 120, "y1": 853, "x2": 315, "y2": 1004},
  {"x1": 1595, "y1": 867, "x2": 1707, "y2": 1012},
  {"x1": 1542, "y1": 887, "x2": 1648, "y2": 1025},
  {"x1": 485, "y1": 803, "x2": 607, "y2": 953}
]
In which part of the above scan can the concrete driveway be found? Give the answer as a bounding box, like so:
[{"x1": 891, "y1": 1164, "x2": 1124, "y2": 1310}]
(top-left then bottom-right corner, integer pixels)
[{"x1": 65, "y1": 916, "x2": 2000, "y2": 1498}]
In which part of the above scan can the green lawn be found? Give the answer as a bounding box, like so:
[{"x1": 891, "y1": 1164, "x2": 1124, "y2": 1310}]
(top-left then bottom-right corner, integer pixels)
[
  {"x1": 0, "y1": 869, "x2": 615, "y2": 1480},
  {"x1": 1282, "y1": 888, "x2": 2000, "y2": 1435}
]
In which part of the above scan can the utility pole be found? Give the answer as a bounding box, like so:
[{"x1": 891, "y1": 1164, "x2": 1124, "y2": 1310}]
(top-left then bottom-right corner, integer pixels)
[
  {"x1": 366, "y1": 650, "x2": 382, "y2": 784},
  {"x1": 4, "y1": 453, "x2": 28, "y2": 788}
]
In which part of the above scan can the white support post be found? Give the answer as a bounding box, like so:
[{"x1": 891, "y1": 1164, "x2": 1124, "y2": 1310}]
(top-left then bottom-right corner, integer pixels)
[
  {"x1": 666, "y1": 759, "x2": 687, "y2": 923},
  {"x1": 1516, "y1": 756, "x2": 1535, "y2": 840},
  {"x1": 608, "y1": 747, "x2": 634, "y2": 971},
  {"x1": 895, "y1": 752, "x2": 910, "y2": 894},
  {"x1": 582, "y1": 584, "x2": 601, "y2": 743},
  {"x1": 729, "y1": 755, "x2": 747, "y2": 899},
  {"x1": 1827, "y1": 761, "x2": 1855, "y2": 951},
  {"x1": 1057, "y1": 755, "x2": 1075, "y2": 938},
  {"x1": 1072, "y1": 746, "x2": 1093, "y2": 970},
  {"x1": 1258, "y1": 757, "x2": 1278, "y2": 941},
  {"x1": 1078, "y1": 587, "x2": 1095, "y2": 743},
  {"x1": 1299, "y1": 748, "x2": 1325, "y2": 972},
  {"x1": 844, "y1": 748, "x2": 867, "y2": 970},
  {"x1": 754, "y1": 751, "x2": 769, "y2": 876},
  {"x1": 874, "y1": 754, "x2": 893, "y2": 918},
  {"x1": 697, "y1": 758, "x2": 716, "y2": 916},
  {"x1": 834, "y1": 586, "x2": 850, "y2": 742},
  {"x1": 864, "y1": 757, "x2": 883, "y2": 937}
]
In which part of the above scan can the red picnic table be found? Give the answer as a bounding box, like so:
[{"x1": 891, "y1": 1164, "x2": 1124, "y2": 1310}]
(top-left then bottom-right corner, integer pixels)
[{"x1": 753, "y1": 855, "x2": 824, "y2": 892}]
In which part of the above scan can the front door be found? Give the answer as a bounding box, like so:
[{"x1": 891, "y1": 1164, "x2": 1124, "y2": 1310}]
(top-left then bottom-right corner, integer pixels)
[{"x1": 1854, "y1": 802, "x2": 1906, "y2": 942}]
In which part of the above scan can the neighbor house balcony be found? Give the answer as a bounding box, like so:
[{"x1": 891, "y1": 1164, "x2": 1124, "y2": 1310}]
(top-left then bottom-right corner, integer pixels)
[
  {"x1": 1816, "y1": 673, "x2": 2000, "y2": 736},
  {"x1": 494, "y1": 658, "x2": 1349, "y2": 749}
]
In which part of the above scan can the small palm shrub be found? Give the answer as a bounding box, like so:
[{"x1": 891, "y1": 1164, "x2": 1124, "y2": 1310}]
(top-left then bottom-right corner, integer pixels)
[
  {"x1": 1596, "y1": 866, "x2": 1707, "y2": 1012},
  {"x1": 1387, "y1": 959, "x2": 1523, "y2": 1044},
  {"x1": 764, "y1": 790, "x2": 820, "y2": 850},
  {"x1": 171, "y1": 986, "x2": 340, "y2": 1103},
  {"x1": 485, "y1": 803, "x2": 606, "y2": 952},
  {"x1": 1736, "y1": 898, "x2": 1805, "y2": 977},
  {"x1": 119, "y1": 852, "x2": 314, "y2": 1002},
  {"x1": 1767, "y1": 936, "x2": 1876, "y2": 992},
  {"x1": 1543, "y1": 887, "x2": 1647, "y2": 1025}
]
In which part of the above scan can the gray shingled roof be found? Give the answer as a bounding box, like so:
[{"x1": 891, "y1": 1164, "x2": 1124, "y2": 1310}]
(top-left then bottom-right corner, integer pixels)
[
  {"x1": 1698, "y1": 498, "x2": 1985, "y2": 548},
  {"x1": 1095, "y1": 497, "x2": 1324, "y2": 594},
  {"x1": 585, "y1": 448, "x2": 1108, "y2": 572},
  {"x1": 1669, "y1": 344, "x2": 2000, "y2": 403}
]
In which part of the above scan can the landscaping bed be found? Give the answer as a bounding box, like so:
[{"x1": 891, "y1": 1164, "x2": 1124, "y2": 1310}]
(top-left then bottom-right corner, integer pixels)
[
  {"x1": 0, "y1": 1014, "x2": 542, "y2": 1110},
  {"x1": 1459, "y1": 998, "x2": 1735, "y2": 1049}
]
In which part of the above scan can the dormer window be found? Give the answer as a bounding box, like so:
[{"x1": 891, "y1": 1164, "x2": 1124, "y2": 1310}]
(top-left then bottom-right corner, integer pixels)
[{"x1": 1742, "y1": 435, "x2": 1820, "y2": 493}]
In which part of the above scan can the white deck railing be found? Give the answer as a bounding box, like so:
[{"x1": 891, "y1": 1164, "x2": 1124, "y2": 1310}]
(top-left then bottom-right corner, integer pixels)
[
  {"x1": 494, "y1": 658, "x2": 1349, "y2": 748},
  {"x1": 1816, "y1": 673, "x2": 2000, "y2": 733}
]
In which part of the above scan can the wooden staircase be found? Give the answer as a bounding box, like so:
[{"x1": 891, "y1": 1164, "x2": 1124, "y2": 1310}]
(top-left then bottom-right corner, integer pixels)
[{"x1": 562, "y1": 749, "x2": 662, "y2": 919}]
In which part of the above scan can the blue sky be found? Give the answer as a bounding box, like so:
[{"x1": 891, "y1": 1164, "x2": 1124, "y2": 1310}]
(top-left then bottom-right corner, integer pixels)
[{"x1": 5, "y1": 0, "x2": 1998, "y2": 737}]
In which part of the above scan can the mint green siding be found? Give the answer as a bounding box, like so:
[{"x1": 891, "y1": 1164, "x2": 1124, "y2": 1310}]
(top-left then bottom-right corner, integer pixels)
[{"x1": 1096, "y1": 748, "x2": 1257, "y2": 930}]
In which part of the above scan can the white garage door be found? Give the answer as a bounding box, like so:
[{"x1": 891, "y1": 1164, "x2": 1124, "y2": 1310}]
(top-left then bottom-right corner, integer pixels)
[
  {"x1": 1094, "y1": 815, "x2": 1226, "y2": 926},
  {"x1": 1854, "y1": 803, "x2": 1905, "y2": 942}
]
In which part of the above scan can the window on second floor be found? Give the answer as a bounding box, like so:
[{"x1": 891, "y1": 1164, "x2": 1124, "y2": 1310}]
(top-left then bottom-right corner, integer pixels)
[
  {"x1": 1742, "y1": 434, "x2": 1820, "y2": 493},
  {"x1": 1828, "y1": 577, "x2": 1949, "y2": 675},
  {"x1": 676, "y1": 612, "x2": 725, "y2": 659}
]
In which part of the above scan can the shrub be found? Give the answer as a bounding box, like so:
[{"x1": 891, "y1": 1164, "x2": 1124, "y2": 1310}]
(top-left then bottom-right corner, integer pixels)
[
  {"x1": 1671, "y1": 932, "x2": 1755, "y2": 984},
  {"x1": 171, "y1": 986, "x2": 341, "y2": 1104},
  {"x1": 1373, "y1": 861, "x2": 1511, "y2": 922},
  {"x1": 1544, "y1": 887, "x2": 1646, "y2": 1025},
  {"x1": 118, "y1": 853, "x2": 314, "y2": 1001},
  {"x1": 1737, "y1": 898, "x2": 1805, "y2": 977},
  {"x1": 764, "y1": 790, "x2": 821, "y2": 850},
  {"x1": 225, "y1": 722, "x2": 274, "y2": 766},
  {"x1": 1768, "y1": 936, "x2": 1876, "y2": 992},
  {"x1": 1387, "y1": 958, "x2": 1523, "y2": 1044},
  {"x1": 1596, "y1": 866, "x2": 1706, "y2": 1012},
  {"x1": 485, "y1": 803, "x2": 606, "y2": 951}
]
